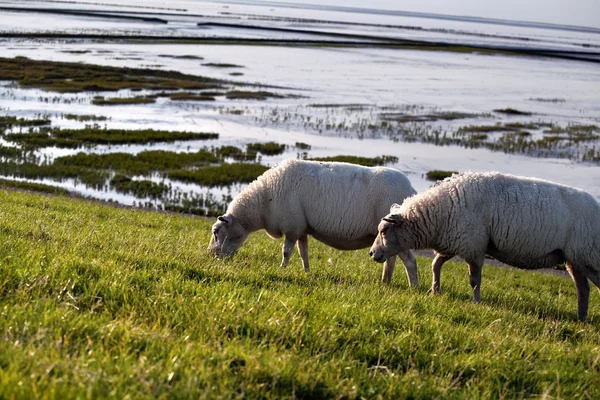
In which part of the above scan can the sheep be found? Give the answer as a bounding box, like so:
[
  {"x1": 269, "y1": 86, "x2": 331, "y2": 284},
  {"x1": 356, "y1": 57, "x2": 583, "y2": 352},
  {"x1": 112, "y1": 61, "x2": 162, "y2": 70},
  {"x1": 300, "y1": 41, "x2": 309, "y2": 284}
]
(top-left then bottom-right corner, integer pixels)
[
  {"x1": 208, "y1": 159, "x2": 420, "y2": 286},
  {"x1": 369, "y1": 171, "x2": 600, "y2": 321}
]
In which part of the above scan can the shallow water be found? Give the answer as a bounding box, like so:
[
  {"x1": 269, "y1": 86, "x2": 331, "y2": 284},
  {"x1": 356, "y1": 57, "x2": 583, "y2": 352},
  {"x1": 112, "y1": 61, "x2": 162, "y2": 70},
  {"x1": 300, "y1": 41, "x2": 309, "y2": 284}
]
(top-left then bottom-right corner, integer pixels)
[{"x1": 0, "y1": 0, "x2": 599, "y2": 208}]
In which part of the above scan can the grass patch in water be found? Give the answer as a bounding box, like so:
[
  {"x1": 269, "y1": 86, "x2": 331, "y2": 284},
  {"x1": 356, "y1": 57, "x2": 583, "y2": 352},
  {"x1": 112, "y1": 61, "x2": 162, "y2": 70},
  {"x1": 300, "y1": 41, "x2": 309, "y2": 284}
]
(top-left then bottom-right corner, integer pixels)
[
  {"x1": 309, "y1": 155, "x2": 399, "y2": 167},
  {"x1": 471, "y1": 134, "x2": 488, "y2": 141},
  {"x1": 0, "y1": 56, "x2": 225, "y2": 93},
  {"x1": 225, "y1": 90, "x2": 284, "y2": 100},
  {"x1": 295, "y1": 142, "x2": 311, "y2": 150},
  {"x1": 91, "y1": 96, "x2": 156, "y2": 105},
  {"x1": 493, "y1": 108, "x2": 533, "y2": 116},
  {"x1": 109, "y1": 174, "x2": 169, "y2": 199},
  {"x1": 158, "y1": 54, "x2": 204, "y2": 60},
  {"x1": 60, "y1": 50, "x2": 92, "y2": 54},
  {"x1": 203, "y1": 63, "x2": 244, "y2": 68},
  {"x1": 246, "y1": 142, "x2": 286, "y2": 156},
  {"x1": 0, "y1": 115, "x2": 51, "y2": 130},
  {"x1": 530, "y1": 97, "x2": 566, "y2": 103},
  {"x1": 425, "y1": 170, "x2": 458, "y2": 181},
  {"x1": 167, "y1": 163, "x2": 269, "y2": 186},
  {"x1": 5, "y1": 128, "x2": 219, "y2": 149},
  {"x1": 62, "y1": 113, "x2": 109, "y2": 122},
  {"x1": 169, "y1": 92, "x2": 216, "y2": 101},
  {"x1": 54, "y1": 150, "x2": 221, "y2": 175},
  {"x1": 383, "y1": 111, "x2": 479, "y2": 123}
]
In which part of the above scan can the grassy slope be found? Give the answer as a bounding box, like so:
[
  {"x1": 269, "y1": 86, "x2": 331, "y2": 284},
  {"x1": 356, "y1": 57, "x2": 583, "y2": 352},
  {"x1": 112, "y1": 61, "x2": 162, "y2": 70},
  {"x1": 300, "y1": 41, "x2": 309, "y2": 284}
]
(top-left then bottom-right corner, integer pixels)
[{"x1": 0, "y1": 190, "x2": 599, "y2": 399}]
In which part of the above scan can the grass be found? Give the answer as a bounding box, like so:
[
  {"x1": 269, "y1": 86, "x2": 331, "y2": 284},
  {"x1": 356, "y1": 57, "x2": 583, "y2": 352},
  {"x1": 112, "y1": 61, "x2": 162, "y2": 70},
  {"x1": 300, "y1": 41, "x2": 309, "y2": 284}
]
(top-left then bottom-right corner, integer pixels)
[
  {"x1": 167, "y1": 163, "x2": 269, "y2": 187},
  {"x1": 0, "y1": 56, "x2": 224, "y2": 93},
  {"x1": 168, "y1": 92, "x2": 216, "y2": 101},
  {"x1": 426, "y1": 170, "x2": 458, "y2": 181},
  {"x1": 91, "y1": 96, "x2": 156, "y2": 106},
  {"x1": 0, "y1": 115, "x2": 51, "y2": 130},
  {"x1": 383, "y1": 111, "x2": 479, "y2": 123},
  {"x1": 0, "y1": 178, "x2": 71, "y2": 195},
  {"x1": 5, "y1": 128, "x2": 219, "y2": 149},
  {"x1": 309, "y1": 155, "x2": 399, "y2": 167},
  {"x1": 0, "y1": 189, "x2": 600, "y2": 398},
  {"x1": 493, "y1": 108, "x2": 533, "y2": 116},
  {"x1": 225, "y1": 91, "x2": 284, "y2": 100},
  {"x1": 246, "y1": 142, "x2": 286, "y2": 156},
  {"x1": 530, "y1": 98, "x2": 566, "y2": 103},
  {"x1": 158, "y1": 55, "x2": 204, "y2": 60},
  {"x1": 295, "y1": 142, "x2": 312, "y2": 150},
  {"x1": 109, "y1": 174, "x2": 169, "y2": 199},
  {"x1": 62, "y1": 114, "x2": 109, "y2": 122},
  {"x1": 202, "y1": 63, "x2": 244, "y2": 68}
]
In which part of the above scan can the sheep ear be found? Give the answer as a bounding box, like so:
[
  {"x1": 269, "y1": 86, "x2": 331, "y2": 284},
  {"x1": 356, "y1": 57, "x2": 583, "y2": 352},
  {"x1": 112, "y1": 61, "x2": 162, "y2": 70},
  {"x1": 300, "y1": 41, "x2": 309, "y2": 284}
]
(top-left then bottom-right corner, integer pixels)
[
  {"x1": 383, "y1": 213, "x2": 403, "y2": 225},
  {"x1": 218, "y1": 215, "x2": 232, "y2": 224}
]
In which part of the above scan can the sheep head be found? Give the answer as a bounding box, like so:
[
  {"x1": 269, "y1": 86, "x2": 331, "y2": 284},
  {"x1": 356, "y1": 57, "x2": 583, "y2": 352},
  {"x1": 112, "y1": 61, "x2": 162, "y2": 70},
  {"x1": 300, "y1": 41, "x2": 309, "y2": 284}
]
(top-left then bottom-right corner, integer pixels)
[
  {"x1": 208, "y1": 214, "x2": 249, "y2": 257},
  {"x1": 370, "y1": 204, "x2": 409, "y2": 263}
]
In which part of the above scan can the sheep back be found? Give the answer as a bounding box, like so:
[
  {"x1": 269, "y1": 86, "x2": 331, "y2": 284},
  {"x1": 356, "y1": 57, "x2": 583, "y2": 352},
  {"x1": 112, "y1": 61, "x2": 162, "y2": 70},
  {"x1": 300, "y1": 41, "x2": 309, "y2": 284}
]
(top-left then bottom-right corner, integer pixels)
[
  {"x1": 231, "y1": 159, "x2": 416, "y2": 249},
  {"x1": 400, "y1": 171, "x2": 600, "y2": 269}
]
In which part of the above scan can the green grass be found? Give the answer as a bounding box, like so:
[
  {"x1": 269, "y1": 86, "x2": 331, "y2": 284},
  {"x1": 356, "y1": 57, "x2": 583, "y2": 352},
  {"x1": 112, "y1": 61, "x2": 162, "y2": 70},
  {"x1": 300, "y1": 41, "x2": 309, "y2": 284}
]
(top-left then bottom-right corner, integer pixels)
[
  {"x1": 5, "y1": 128, "x2": 218, "y2": 148},
  {"x1": 0, "y1": 115, "x2": 51, "y2": 130},
  {"x1": 383, "y1": 112, "x2": 479, "y2": 123},
  {"x1": 0, "y1": 178, "x2": 71, "y2": 195},
  {"x1": 62, "y1": 113, "x2": 109, "y2": 122},
  {"x1": 309, "y1": 155, "x2": 399, "y2": 167},
  {"x1": 225, "y1": 91, "x2": 284, "y2": 100},
  {"x1": 167, "y1": 163, "x2": 269, "y2": 186},
  {"x1": 246, "y1": 142, "x2": 286, "y2": 156},
  {"x1": 425, "y1": 170, "x2": 458, "y2": 181},
  {"x1": 109, "y1": 174, "x2": 169, "y2": 199},
  {"x1": 91, "y1": 96, "x2": 156, "y2": 106},
  {"x1": 295, "y1": 142, "x2": 312, "y2": 150},
  {"x1": 0, "y1": 56, "x2": 224, "y2": 93},
  {"x1": 493, "y1": 108, "x2": 533, "y2": 116},
  {"x1": 168, "y1": 92, "x2": 216, "y2": 101},
  {"x1": 202, "y1": 63, "x2": 244, "y2": 68},
  {"x1": 0, "y1": 189, "x2": 599, "y2": 398}
]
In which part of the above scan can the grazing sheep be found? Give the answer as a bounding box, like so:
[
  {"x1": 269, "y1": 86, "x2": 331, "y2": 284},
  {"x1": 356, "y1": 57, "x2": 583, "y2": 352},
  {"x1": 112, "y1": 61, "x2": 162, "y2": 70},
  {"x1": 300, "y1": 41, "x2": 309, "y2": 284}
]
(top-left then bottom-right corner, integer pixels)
[
  {"x1": 209, "y1": 159, "x2": 419, "y2": 286},
  {"x1": 369, "y1": 171, "x2": 600, "y2": 321}
]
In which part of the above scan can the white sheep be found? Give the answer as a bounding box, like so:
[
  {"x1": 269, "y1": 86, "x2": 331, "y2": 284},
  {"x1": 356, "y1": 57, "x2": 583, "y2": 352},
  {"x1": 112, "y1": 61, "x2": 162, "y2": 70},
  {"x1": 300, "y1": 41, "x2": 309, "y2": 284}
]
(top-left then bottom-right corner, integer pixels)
[
  {"x1": 209, "y1": 159, "x2": 419, "y2": 286},
  {"x1": 369, "y1": 171, "x2": 600, "y2": 321}
]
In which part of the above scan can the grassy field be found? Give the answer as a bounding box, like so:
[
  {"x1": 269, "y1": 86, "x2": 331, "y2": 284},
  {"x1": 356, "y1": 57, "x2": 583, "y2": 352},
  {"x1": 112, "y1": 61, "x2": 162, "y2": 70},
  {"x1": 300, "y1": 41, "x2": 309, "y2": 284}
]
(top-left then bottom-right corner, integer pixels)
[{"x1": 1, "y1": 189, "x2": 600, "y2": 398}]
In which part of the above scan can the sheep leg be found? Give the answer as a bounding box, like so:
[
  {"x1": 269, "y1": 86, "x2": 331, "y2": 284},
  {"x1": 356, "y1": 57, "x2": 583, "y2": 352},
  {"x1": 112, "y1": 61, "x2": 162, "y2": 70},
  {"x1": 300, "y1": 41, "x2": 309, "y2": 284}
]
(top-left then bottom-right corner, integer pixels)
[
  {"x1": 467, "y1": 260, "x2": 483, "y2": 303},
  {"x1": 280, "y1": 237, "x2": 296, "y2": 268},
  {"x1": 431, "y1": 254, "x2": 453, "y2": 294},
  {"x1": 565, "y1": 263, "x2": 590, "y2": 322},
  {"x1": 396, "y1": 250, "x2": 420, "y2": 288},
  {"x1": 381, "y1": 256, "x2": 396, "y2": 284},
  {"x1": 296, "y1": 235, "x2": 310, "y2": 273}
]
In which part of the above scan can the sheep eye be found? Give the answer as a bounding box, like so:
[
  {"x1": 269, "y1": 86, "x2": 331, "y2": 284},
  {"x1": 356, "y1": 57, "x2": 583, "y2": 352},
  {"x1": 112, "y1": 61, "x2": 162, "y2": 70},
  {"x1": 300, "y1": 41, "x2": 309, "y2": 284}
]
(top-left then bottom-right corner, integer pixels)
[{"x1": 381, "y1": 227, "x2": 388, "y2": 235}]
